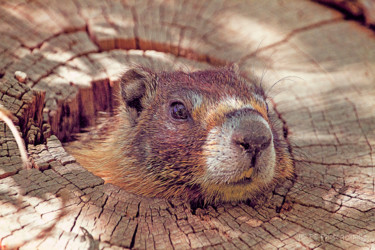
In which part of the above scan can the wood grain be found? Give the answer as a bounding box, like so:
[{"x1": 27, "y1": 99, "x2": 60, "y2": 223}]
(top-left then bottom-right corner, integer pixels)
[{"x1": 1, "y1": 0, "x2": 374, "y2": 249}]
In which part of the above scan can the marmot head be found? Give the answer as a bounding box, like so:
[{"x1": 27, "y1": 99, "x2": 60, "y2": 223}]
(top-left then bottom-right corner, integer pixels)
[{"x1": 110, "y1": 65, "x2": 293, "y2": 203}]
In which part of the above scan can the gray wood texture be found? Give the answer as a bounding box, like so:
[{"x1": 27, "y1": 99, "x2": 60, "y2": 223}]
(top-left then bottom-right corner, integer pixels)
[{"x1": 1, "y1": 0, "x2": 374, "y2": 249}]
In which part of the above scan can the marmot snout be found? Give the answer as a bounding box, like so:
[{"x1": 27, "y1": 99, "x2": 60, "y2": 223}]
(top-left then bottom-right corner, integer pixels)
[{"x1": 68, "y1": 65, "x2": 294, "y2": 204}]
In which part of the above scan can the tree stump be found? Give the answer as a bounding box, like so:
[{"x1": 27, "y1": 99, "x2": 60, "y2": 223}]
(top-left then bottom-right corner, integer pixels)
[{"x1": 1, "y1": 0, "x2": 374, "y2": 249}]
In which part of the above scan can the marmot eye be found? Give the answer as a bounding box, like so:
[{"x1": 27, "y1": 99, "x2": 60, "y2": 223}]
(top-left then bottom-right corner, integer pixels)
[{"x1": 170, "y1": 102, "x2": 189, "y2": 120}]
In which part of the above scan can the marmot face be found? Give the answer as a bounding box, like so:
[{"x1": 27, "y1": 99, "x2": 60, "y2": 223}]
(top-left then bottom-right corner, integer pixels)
[{"x1": 112, "y1": 66, "x2": 294, "y2": 203}]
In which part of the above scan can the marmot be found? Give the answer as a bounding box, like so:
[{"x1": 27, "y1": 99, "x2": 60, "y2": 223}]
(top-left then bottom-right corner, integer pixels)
[{"x1": 68, "y1": 65, "x2": 294, "y2": 204}]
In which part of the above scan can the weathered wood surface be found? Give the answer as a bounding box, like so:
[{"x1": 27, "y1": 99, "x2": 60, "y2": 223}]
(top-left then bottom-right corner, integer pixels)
[{"x1": 1, "y1": 0, "x2": 375, "y2": 249}]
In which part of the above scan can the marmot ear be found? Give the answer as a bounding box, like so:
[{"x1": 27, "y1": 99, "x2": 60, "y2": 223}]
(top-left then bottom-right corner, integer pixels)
[{"x1": 120, "y1": 67, "x2": 156, "y2": 117}]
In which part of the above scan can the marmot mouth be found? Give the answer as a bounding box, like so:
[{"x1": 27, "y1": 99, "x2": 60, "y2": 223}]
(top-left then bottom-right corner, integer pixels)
[
  {"x1": 251, "y1": 154, "x2": 257, "y2": 168},
  {"x1": 229, "y1": 176, "x2": 253, "y2": 186},
  {"x1": 227, "y1": 167, "x2": 254, "y2": 185}
]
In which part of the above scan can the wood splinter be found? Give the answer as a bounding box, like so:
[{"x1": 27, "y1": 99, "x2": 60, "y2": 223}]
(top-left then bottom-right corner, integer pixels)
[{"x1": 0, "y1": 105, "x2": 32, "y2": 169}]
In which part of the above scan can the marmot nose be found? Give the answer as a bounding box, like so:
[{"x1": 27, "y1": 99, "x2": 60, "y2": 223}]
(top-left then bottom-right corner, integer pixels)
[{"x1": 232, "y1": 119, "x2": 272, "y2": 155}]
